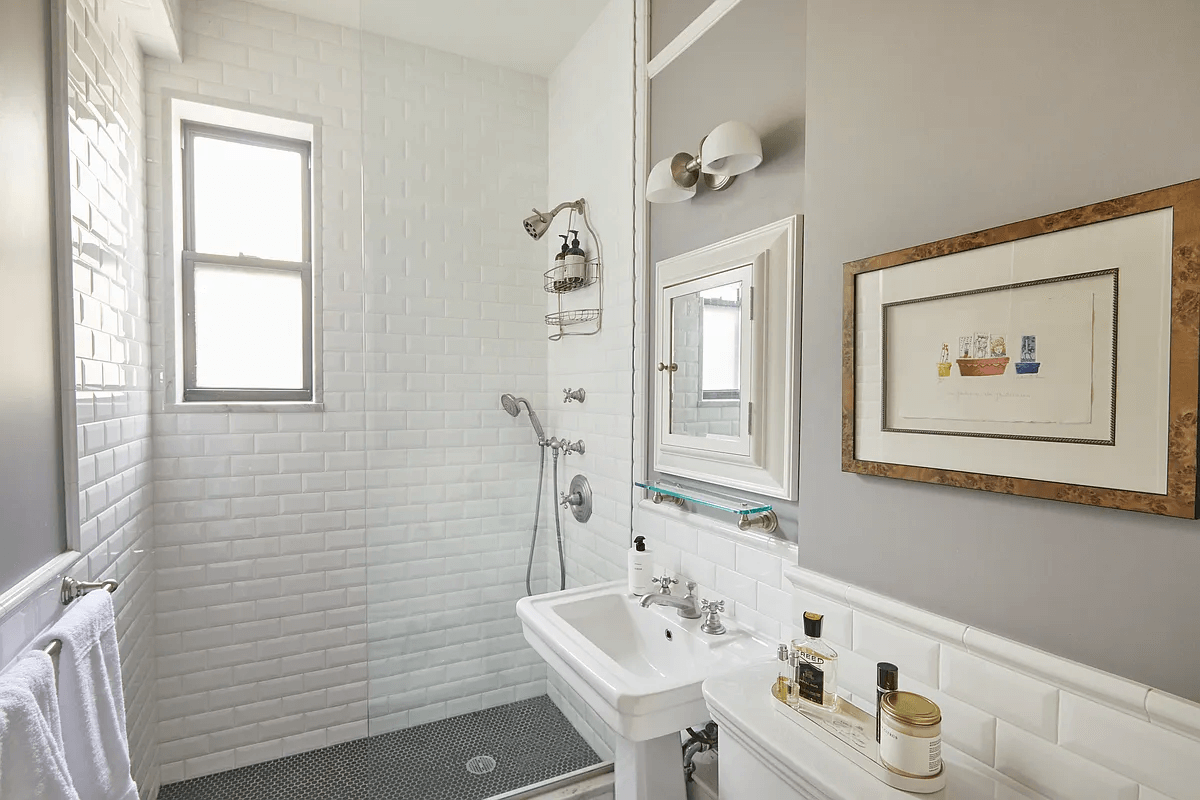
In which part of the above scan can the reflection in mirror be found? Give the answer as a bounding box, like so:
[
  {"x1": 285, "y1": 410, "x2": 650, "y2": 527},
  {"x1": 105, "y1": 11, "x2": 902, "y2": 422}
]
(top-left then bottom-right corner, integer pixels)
[{"x1": 670, "y1": 280, "x2": 742, "y2": 438}]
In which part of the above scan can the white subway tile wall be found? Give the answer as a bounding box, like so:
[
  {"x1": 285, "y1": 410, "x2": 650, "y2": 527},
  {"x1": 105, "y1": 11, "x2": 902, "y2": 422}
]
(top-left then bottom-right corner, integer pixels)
[
  {"x1": 541, "y1": 0, "x2": 636, "y2": 758},
  {"x1": 145, "y1": 0, "x2": 550, "y2": 781},
  {"x1": 358, "y1": 25, "x2": 551, "y2": 736},
  {"x1": 0, "y1": 0, "x2": 161, "y2": 795},
  {"x1": 787, "y1": 566, "x2": 1200, "y2": 800}
]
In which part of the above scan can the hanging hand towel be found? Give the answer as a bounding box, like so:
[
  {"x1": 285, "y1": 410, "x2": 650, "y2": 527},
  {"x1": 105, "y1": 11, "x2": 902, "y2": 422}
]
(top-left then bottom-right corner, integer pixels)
[
  {"x1": 37, "y1": 590, "x2": 139, "y2": 800},
  {"x1": 0, "y1": 651, "x2": 81, "y2": 800}
]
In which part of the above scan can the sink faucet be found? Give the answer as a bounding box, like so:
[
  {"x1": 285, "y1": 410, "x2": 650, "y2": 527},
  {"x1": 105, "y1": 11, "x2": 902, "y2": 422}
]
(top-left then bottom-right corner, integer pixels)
[{"x1": 640, "y1": 575, "x2": 702, "y2": 619}]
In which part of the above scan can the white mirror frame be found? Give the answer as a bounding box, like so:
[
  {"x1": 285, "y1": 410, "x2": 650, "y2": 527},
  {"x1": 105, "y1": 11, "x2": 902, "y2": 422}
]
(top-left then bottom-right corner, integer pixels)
[{"x1": 652, "y1": 215, "x2": 801, "y2": 500}]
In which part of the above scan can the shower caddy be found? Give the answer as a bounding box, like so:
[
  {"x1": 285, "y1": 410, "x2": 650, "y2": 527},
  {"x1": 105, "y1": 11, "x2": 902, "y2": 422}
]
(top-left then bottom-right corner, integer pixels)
[{"x1": 543, "y1": 199, "x2": 603, "y2": 341}]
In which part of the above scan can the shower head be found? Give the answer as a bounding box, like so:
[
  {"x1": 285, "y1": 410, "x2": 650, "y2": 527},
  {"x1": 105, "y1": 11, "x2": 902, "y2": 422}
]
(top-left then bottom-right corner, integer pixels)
[
  {"x1": 523, "y1": 211, "x2": 552, "y2": 240},
  {"x1": 521, "y1": 200, "x2": 584, "y2": 241},
  {"x1": 500, "y1": 393, "x2": 545, "y2": 442},
  {"x1": 500, "y1": 393, "x2": 521, "y2": 417}
]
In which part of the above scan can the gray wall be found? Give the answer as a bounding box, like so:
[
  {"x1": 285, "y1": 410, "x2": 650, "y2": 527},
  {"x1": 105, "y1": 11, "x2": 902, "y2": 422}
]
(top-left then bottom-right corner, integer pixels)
[
  {"x1": 647, "y1": 0, "x2": 805, "y2": 531},
  {"x1": 0, "y1": 0, "x2": 68, "y2": 591},
  {"x1": 805, "y1": 0, "x2": 1200, "y2": 700},
  {"x1": 649, "y1": 0, "x2": 707, "y2": 58}
]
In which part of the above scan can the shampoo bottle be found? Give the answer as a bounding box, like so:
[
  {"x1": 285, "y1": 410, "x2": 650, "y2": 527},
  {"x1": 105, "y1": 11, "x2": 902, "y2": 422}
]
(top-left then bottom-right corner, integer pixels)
[{"x1": 628, "y1": 535, "x2": 651, "y2": 595}]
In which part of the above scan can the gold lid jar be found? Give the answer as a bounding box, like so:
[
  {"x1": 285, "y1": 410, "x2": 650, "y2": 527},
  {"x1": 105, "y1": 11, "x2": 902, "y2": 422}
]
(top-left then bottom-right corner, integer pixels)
[{"x1": 879, "y1": 691, "x2": 942, "y2": 778}]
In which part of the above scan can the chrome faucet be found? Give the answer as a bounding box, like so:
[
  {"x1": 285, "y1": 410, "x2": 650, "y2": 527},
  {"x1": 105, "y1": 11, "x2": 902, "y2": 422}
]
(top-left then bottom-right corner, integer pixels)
[{"x1": 640, "y1": 575, "x2": 702, "y2": 619}]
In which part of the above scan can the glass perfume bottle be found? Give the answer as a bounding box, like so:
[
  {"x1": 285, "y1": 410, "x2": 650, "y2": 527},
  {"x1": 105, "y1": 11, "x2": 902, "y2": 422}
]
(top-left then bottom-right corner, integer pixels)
[
  {"x1": 774, "y1": 643, "x2": 791, "y2": 702},
  {"x1": 790, "y1": 611, "x2": 839, "y2": 713}
]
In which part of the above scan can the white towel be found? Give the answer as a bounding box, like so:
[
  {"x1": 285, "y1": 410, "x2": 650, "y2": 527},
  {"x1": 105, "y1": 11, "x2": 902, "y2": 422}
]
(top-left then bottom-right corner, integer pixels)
[
  {"x1": 0, "y1": 651, "x2": 80, "y2": 800},
  {"x1": 37, "y1": 590, "x2": 139, "y2": 800}
]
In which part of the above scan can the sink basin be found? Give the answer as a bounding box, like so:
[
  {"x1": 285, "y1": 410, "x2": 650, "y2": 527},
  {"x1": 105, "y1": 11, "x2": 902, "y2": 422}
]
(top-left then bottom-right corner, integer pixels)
[{"x1": 516, "y1": 581, "x2": 773, "y2": 742}]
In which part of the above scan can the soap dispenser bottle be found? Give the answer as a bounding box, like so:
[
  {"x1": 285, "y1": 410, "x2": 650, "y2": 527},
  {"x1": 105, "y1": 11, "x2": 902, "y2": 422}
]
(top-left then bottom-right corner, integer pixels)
[
  {"x1": 628, "y1": 535, "x2": 651, "y2": 596},
  {"x1": 552, "y1": 234, "x2": 570, "y2": 291},
  {"x1": 564, "y1": 229, "x2": 586, "y2": 285}
]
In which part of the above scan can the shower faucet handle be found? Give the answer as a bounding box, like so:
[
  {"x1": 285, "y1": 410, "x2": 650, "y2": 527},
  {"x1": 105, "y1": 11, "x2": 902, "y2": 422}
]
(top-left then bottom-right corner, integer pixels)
[{"x1": 562, "y1": 388, "x2": 586, "y2": 404}]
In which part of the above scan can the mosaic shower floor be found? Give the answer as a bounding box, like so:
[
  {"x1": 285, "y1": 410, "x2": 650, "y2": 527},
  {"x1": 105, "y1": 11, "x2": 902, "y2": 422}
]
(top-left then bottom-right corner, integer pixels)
[{"x1": 158, "y1": 695, "x2": 601, "y2": 800}]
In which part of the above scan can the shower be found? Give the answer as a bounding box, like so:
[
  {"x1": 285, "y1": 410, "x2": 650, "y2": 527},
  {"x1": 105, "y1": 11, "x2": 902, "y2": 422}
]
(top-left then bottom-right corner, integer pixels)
[
  {"x1": 501, "y1": 393, "x2": 545, "y2": 442},
  {"x1": 502, "y1": 393, "x2": 572, "y2": 596}
]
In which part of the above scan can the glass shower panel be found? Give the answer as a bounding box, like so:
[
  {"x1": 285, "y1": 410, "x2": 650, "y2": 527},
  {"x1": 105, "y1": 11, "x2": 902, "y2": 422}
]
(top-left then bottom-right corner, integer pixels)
[{"x1": 357, "y1": 4, "x2": 602, "y2": 798}]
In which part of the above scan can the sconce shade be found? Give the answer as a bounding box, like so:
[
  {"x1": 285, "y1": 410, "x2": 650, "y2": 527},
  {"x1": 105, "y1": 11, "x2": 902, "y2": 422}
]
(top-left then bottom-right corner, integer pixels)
[
  {"x1": 700, "y1": 120, "x2": 763, "y2": 177},
  {"x1": 646, "y1": 156, "x2": 697, "y2": 204}
]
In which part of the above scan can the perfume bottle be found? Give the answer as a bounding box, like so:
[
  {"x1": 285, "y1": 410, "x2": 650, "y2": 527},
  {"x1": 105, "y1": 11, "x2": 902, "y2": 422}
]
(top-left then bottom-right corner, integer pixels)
[
  {"x1": 774, "y1": 643, "x2": 791, "y2": 702},
  {"x1": 790, "y1": 611, "x2": 839, "y2": 713}
]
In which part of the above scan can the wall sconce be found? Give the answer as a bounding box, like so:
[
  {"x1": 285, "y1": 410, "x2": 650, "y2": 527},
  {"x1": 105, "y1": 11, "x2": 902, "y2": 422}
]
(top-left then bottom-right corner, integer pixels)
[{"x1": 646, "y1": 120, "x2": 763, "y2": 204}]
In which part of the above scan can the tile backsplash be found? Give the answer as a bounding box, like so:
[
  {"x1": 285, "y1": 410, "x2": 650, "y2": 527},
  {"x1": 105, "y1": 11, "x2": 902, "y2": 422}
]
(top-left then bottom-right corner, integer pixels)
[{"x1": 787, "y1": 565, "x2": 1200, "y2": 800}]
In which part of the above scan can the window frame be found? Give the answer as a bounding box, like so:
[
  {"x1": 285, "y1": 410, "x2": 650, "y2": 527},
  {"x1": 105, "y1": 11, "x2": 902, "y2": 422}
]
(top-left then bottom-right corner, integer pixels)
[
  {"x1": 180, "y1": 121, "x2": 314, "y2": 403},
  {"x1": 699, "y1": 292, "x2": 742, "y2": 403}
]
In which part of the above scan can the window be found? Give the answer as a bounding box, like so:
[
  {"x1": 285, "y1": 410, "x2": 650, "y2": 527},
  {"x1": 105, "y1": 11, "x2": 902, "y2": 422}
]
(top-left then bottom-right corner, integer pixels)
[{"x1": 181, "y1": 122, "x2": 313, "y2": 402}]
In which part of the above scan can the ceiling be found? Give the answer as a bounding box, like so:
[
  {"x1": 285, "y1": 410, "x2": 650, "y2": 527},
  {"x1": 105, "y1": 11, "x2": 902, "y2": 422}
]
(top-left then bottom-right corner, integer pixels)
[{"x1": 245, "y1": 0, "x2": 610, "y2": 76}]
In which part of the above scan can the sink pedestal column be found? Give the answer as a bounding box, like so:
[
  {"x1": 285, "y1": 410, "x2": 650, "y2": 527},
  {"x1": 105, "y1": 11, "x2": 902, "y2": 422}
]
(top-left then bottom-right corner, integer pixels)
[{"x1": 614, "y1": 733, "x2": 686, "y2": 800}]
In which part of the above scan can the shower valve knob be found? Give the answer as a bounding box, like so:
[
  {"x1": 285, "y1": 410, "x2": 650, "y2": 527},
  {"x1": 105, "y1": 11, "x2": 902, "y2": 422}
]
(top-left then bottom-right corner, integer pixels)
[
  {"x1": 562, "y1": 388, "x2": 586, "y2": 404},
  {"x1": 560, "y1": 491, "x2": 582, "y2": 508}
]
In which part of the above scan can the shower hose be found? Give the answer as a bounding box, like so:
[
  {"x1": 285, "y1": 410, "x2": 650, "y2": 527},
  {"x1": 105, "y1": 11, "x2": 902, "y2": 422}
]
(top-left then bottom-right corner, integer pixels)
[{"x1": 524, "y1": 445, "x2": 567, "y2": 596}]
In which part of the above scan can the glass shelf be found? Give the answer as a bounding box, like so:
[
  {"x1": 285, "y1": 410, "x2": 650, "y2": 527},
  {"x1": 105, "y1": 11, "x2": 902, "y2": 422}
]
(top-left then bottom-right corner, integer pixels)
[{"x1": 635, "y1": 480, "x2": 772, "y2": 515}]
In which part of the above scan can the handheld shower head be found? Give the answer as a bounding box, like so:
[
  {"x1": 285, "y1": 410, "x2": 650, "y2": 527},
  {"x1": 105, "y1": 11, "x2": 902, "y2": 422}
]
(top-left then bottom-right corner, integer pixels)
[{"x1": 500, "y1": 393, "x2": 545, "y2": 442}]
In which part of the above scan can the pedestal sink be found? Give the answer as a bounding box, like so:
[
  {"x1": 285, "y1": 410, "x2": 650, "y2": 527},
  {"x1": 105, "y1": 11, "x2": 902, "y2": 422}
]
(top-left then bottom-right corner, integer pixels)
[{"x1": 516, "y1": 581, "x2": 773, "y2": 800}]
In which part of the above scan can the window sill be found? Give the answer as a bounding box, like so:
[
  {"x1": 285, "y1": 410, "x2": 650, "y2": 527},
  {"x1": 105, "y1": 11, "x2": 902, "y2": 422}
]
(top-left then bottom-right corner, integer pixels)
[{"x1": 165, "y1": 400, "x2": 324, "y2": 414}]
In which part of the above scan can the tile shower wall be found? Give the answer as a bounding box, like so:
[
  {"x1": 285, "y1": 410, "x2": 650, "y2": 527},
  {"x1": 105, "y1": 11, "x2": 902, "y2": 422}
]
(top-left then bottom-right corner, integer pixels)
[
  {"x1": 0, "y1": 0, "x2": 161, "y2": 795},
  {"x1": 144, "y1": 1, "x2": 369, "y2": 780},
  {"x1": 145, "y1": 0, "x2": 551, "y2": 780},
  {"x1": 357, "y1": 26, "x2": 551, "y2": 735},
  {"x1": 541, "y1": 0, "x2": 637, "y2": 761}
]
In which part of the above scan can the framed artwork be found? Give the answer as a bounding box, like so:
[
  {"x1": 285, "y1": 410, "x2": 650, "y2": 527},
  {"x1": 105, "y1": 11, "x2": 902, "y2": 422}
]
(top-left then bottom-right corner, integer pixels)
[{"x1": 842, "y1": 179, "x2": 1200, "y2": 517}]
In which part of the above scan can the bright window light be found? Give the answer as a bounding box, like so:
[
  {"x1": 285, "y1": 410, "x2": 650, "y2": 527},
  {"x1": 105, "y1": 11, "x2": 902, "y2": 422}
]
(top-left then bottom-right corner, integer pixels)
[
  {"x1": 702, "y1": 282, "x2": 741, "y2": 396},
  {"x1": 180, "y1": 120, "x2": 313, "y2": 402},
  {"x1": 193, "y1": 265, "x2": 304, "y2": 390},
  {"x1": 191, "y1": 136, "x2": 304, "y2": 262}
]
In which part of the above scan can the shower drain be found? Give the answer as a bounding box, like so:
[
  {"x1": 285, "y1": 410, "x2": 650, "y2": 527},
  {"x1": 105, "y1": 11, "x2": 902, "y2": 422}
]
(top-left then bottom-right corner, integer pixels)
[{"x1": 466, "y1": 755, "x2": 497, "y2": 776}]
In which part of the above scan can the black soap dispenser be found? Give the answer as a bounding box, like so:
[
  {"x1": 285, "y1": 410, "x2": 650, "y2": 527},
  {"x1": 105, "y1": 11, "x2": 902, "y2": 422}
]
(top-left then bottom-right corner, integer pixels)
[
  {"x1": 564, "y1": 229, "x2": 586, "y2": 285},
  {"x1": 553, "y1": 234, "x2": 570, "y2": 291}
]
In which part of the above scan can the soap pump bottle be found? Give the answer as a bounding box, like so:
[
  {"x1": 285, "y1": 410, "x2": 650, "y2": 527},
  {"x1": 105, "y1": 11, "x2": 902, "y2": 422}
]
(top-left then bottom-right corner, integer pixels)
[
  {"x1": 553, "y1": 234, "x2": 570, "y2": 291},
  {"x1": 628, "y1": 535, "x2": 651, "y2": 596},
  {"x1": 564, "y1": 229, "x2": 586, "y2": 285}
]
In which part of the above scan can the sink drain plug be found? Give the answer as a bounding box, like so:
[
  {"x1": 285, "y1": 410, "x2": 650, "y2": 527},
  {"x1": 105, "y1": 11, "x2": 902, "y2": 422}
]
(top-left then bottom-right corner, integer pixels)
[{"x1": 466, "y1": 755, "x2": 497, "y2": 775}]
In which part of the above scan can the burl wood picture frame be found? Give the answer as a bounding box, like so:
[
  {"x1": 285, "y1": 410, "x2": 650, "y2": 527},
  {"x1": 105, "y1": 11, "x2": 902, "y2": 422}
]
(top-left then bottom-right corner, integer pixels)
[{"x1": 843, "y1": 179, "x2": 1200, "y2": 518}]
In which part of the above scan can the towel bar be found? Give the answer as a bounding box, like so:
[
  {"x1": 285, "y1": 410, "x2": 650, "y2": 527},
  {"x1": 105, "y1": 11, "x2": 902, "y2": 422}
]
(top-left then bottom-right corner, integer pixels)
[{"x1": 44, "y1": 578, "x2": 119, "y2": 662}]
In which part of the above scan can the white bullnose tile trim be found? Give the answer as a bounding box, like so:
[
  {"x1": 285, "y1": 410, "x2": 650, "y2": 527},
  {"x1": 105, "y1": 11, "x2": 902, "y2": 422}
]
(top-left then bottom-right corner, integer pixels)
[
  {"x1": 638, "y1": 498, "x2": 797, "y2": 560},
  {"x1": 963, "y1": 628, "x2": 1150, "y2": 721},
  {"x1": 1145, "y1": 690, "x2": 1200, "y2": 742},
  {"x1": 784, "y1": 565, "x2": 1200, "y2": 746}
]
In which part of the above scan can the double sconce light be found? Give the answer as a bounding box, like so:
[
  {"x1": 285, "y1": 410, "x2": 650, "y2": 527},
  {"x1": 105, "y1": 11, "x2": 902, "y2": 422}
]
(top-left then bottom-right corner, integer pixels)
[{"x1": 646, "y1": 120, "x2": 763, "y2": 204}]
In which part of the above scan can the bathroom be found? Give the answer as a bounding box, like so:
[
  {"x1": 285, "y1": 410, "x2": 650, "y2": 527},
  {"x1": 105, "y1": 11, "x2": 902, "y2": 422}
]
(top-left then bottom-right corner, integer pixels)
[{"x1": 1, "y1": 0, "x2": 1199, "y2": 798}]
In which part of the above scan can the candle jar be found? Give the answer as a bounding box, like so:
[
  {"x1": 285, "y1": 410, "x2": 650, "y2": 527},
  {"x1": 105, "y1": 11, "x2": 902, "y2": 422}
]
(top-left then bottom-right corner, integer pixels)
[{"x1": 879, "y1": 691, "x2": 942, "y2": 778}]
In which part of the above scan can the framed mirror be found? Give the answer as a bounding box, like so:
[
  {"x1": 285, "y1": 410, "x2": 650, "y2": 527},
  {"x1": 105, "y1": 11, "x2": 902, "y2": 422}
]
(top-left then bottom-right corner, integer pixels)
[{"x1": 653, "y1": 216, "x2": 801, "y2": 500}]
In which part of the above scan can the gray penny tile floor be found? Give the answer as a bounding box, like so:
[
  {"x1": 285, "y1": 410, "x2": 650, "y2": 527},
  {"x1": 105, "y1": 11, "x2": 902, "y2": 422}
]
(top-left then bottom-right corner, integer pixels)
[{"x1": 158, "y1": 695, "x2": 601, "y2": 800}]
